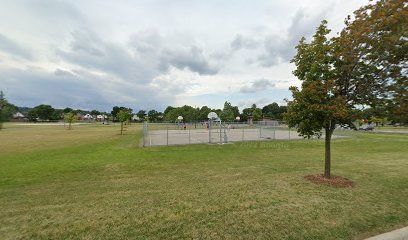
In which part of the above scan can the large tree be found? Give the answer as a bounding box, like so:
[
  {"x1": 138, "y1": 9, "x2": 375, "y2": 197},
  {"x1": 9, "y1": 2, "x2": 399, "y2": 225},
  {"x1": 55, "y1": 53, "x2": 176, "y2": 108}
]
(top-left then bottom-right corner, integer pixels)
[
  {"x1": 286, "y1": 0, "x2": 407, "y2": 178},
  {"x1": 262, "y1": 102, "x2": 287, "y2": 120},
  {"x1": 242, "y1": 104, "x2": 262, "y2": 122},
  {"x1": 220, "y1": 101, "x2": 235, "y2": 122},
  {"x1": 27, "y1": 104, "x2": 55, "y2": 121},
  {"x1": 136, "y1": 110, "x2": 147, "y2": 121},
  {"x1": 163, "y1": 105, "x2": 198, "y2": 122},
  {"x1": 163, "y1": 106, "x2": 175, "y2": 116},
  {"x1": 335, "y1": 0, "x2": 407, "y2": 124},
  {"x1": 147, "y1": 109, "x2": 162, "y2": 122},
  {"x1": 262, "y1": 102, "x2": 280, "y2": 119},
  {"x1": 199, "y1": 106, "x2": 211, "y2": 121}
]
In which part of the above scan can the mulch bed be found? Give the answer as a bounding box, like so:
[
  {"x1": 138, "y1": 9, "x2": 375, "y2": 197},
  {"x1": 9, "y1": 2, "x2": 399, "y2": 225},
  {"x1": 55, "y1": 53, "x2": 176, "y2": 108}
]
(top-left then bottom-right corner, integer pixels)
[{"x1": 304, "y1": 174, "x2": 354, "y2": 188}]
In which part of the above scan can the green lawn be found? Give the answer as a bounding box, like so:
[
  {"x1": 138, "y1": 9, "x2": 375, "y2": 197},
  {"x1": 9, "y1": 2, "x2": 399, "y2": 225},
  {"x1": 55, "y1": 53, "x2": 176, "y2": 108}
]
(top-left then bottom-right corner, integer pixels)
[{"x1": 0, "y1": 123, "x2": 407, "y2": 239}]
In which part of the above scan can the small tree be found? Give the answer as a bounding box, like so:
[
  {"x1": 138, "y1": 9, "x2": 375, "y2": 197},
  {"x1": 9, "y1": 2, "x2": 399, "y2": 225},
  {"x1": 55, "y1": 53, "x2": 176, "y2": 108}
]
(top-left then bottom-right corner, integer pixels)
[
  {"x1": 64, "y1": 112, "x2": 76, "y2": 130},
  {"x1": 0, "y1": 91, "x2": 17, "y2": 130},
  {"x1": 285, "y1": 22, "x2": 352, "y2": 179},
  {"x1": 117, "y1": 109, "x2": 132, "y2": 135}
]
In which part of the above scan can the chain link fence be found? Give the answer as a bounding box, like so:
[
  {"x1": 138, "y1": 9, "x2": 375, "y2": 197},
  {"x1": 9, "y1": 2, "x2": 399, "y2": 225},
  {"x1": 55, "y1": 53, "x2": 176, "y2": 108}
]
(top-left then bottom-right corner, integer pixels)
[{"x1": 143, "y1": 121, "x2": 344, "y2": 147}]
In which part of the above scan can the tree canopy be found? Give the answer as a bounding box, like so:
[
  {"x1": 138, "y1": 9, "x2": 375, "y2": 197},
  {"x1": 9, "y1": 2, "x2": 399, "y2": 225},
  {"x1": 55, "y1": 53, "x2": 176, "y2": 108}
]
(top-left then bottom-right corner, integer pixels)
[
  {"x1": 147, "y1": 109, "x2": 163, "y2": 122},
  {"x1": 27, "y1": 104, "x2": 56, "y2": 121},
  {"x1": 220, "y1": 101, "x2": 235, "y2": 121},
  {"x1": 64, "y1": 112, "x2": 76, "y2": 130},
  {"x1": 111, "y1": 106, "x2": 133, "y2": 121},
  {"x1": 117, "y1": 109, "x2": 132, "y2": 135}
]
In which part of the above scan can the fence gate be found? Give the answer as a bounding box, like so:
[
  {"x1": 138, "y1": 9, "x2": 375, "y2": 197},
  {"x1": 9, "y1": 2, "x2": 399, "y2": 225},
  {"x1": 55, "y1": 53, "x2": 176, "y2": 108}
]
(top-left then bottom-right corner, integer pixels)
[{"x1": 208, "y1": 122, "x2": 227, "y2": 144}]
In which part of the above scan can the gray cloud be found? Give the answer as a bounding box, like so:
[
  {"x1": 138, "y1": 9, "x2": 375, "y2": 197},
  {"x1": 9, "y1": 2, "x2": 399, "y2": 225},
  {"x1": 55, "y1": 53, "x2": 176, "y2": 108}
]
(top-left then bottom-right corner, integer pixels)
[
  {"x1": 0, "y1": 34, "x2": 32, "y2": 59},
  {"x1": 231, "y1": 34, "x2": 260, "y2": 50},
  {"x1": 240, "y1": 79, "x2": 276, "y2": 93},
  {"x1": 57, "y1": 30, "x2": 152, "y2": 83},
  {"x1": 129, "y1": 30, "x2": 218, "y2": 75},
  {"x1": 161, "y1": 46, "x2": 219, "y2": 75},
  {"x1": 58, "y1": 28, "x2": 218, "y2": 86},
  {"x1": 0, "y1": 66, "x2": 173, "y2": 111},
  {"x1": 229, "y1": 8, "x2": 329, "y2": 67},
  {"x1": 257, "y1": 8, "x2": 329, "y2": 67}
]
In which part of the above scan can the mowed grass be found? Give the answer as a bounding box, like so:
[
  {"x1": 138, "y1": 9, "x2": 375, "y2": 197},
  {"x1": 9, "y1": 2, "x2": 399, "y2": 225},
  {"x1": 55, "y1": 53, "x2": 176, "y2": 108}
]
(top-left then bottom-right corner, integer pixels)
[{"x1": 0, "y1": 123, "x2": 407, "y2": 239}]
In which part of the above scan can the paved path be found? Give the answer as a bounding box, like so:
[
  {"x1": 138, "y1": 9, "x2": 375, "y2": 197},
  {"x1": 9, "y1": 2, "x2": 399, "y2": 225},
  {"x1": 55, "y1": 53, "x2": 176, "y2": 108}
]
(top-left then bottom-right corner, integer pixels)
[{"x1": 365, "y1": 226, "x2": 408, "y2": 240}]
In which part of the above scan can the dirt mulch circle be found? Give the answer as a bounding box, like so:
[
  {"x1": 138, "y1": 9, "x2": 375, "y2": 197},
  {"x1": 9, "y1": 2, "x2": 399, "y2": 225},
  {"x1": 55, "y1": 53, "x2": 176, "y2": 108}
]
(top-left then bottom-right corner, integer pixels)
[{"x1": 304, "y1": 174, "x2": 354, "y2": 188}]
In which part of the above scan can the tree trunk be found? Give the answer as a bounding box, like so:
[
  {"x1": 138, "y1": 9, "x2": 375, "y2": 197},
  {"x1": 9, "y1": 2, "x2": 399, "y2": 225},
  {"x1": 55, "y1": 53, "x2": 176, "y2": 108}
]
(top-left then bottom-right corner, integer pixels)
[
  {"x1": 68, "y1": 122, "x2": 72, "y2": 130},
  {"x1": 120, "y1": 122, "x2": 123, "y2": 135},
  {"x1": 324, "y1": 127, "x2": 331, "y2": 178},
  {"x1": 0, "y1": 121, "x2": 3, "y2": 130},
  {"x1": 324, "y1": 121, "x2": 335, "y2": 179}
]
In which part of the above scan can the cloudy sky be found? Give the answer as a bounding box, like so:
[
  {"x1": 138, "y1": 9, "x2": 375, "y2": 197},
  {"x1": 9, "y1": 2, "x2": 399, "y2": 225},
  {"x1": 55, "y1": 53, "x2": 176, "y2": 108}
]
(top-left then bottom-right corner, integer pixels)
[{"x1": 0, "y1": 0, "x2": 368, "y2": 112}]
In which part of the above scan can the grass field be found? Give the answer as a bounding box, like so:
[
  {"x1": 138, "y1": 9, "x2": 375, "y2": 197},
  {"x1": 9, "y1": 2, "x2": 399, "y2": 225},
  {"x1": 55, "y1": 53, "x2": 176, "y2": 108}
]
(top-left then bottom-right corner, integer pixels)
[{"x1": 0, "y1": 123, "x2": 407, "y2": 239}]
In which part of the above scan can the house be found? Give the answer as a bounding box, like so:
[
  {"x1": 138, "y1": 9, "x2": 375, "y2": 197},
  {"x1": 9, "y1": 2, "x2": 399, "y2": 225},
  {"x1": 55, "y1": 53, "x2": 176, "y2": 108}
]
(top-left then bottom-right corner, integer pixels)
[
  {"x1": 96, "y1": 115, "x2": 107, "y2": 121},
  {"x1": 83, "y1": 114, "x2": 94, "y2": 120},
  {"x1": 13, "y1": 112, "x2": 25, "y2": 119}
]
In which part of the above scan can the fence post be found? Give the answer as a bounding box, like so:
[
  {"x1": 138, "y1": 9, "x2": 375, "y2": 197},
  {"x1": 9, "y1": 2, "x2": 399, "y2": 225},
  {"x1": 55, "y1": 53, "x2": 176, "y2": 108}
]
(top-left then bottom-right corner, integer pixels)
[
  {"x1": 189, "y1": 128, "x2": 191, "y2": 144},
  {"x1": 242, "y1": 127, "x2": 245, "y2": 141},
  {"x1": 259, "y1": 124, "x2": 262, "y2": 138},
  {"x1": 288, "y1": 127, "x2": 291, "y2": 140},
  {"x1": 166, "y1": 126, "x2": 169, "y2": 146},
  {"x1": 209, "y1": 122, "x2": 211, "y2": 143},
  {"x1": 274, "y1": 125, "x2": 276, "y2": 140},
  {"x1": 219, "y1": 123, "x2": 222, "y2": 144},
  {"x1": 143, "y1": 121, "x2": 146, "y2": 147}
]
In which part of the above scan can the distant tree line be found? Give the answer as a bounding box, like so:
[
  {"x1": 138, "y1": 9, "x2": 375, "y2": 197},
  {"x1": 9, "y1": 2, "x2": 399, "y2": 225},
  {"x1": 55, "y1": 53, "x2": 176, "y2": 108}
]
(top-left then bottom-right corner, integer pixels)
[
  {"x1": 0, "y1": 89, "x2": 405, "y2": 129},
  {"x1": 25, "y1": 106, "x2": 112, "y2": 122},
  {"x1": 137, "y1": 101, "x2": 288, "y2": 123}
]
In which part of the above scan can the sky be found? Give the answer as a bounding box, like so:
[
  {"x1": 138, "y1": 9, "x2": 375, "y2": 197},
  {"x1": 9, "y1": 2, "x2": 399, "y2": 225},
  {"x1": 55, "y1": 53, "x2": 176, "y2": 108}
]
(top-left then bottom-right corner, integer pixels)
[{"x1": 0, "y1": 0, "x2": 369, "y2": 112}]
